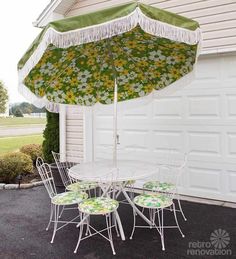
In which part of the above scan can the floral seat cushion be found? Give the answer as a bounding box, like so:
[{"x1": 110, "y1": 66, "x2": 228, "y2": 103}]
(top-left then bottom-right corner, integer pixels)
[
  {"x1": 134, "y1": 193, "x2": 173, "y2": 209},
  {"x1": 52, "y1": 191, "x2": 88, "y2": 205},
  {"x1": 125, "y1": 180, "x2": 135, "y2": 186},
  {"x1": 66, "y1": 181, "x2": 98, "y2": 192},
  {"x1": 79, "y1": 197, "x2": 119, "y2": 215},
  {"x1": 143, "y1": 181, "x2": 175, "y2": 192}
]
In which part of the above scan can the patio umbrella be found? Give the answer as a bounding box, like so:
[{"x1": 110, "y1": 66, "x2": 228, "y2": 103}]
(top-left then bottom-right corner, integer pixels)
[{"x1": 17, "y1": 2, "x2": 201, "y2": 165}]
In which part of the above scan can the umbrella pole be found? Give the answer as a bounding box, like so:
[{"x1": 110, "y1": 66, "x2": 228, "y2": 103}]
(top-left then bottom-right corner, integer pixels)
[
  {"x1": 92, "y1": 106, "x2": 94, "y2": 163},
  {"x1": 113, "y1": 79, "x2": 118, "y2": 167},
  {"x1": 106, "y1": 38, "x2": 118, "y2": 167}
]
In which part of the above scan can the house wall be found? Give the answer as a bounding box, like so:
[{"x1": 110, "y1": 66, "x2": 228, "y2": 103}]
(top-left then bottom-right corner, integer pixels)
[
  {"x1": 66, "y1": 0, "x2": 236, "y2": 54},
  {"x1": 60, "y1": 105, "x2": 84, "y2": 163}
]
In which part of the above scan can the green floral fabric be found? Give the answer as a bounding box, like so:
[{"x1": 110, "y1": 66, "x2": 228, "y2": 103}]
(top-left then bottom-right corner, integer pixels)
[
  {"x1": 66, "y1": 181, "x2": 98, "y2": 192},
  {"x1": 134, "y1": 193, "x2": 172, "y2": 208},
  {"x1": 24, "y1": 26, "x2": 197, "y2": 106},
  {"x1": 79, "y1": 197, "x2": 119, "y2": 215},
  {"x1": 143, "y1": 181, "x2": 175, "y2": 192},
  {"x1": 52, "y1": 191, "x2": 88, "y2": 205}
]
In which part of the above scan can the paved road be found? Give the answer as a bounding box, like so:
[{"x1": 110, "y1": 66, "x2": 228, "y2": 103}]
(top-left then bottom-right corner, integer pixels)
[{"x1": 0, "y1": 125, "x2": 45, "y2": 137}]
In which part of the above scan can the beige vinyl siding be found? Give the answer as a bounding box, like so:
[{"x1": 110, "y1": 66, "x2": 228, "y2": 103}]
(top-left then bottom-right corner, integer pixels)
[
  {"x1": 66, "y1": 0, "x2": 236, "y2": 54},
  {"x1": 65, "y1": 106, "x2": 84, "y2": 162},
  {"x1": 54, "y1": 0, "x2": 77, "y2": 15}
]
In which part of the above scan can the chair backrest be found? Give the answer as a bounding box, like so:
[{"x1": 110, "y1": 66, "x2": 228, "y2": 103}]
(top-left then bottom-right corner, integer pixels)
[
  {"x1": 36, "y1": 157, "x2": 44, "y2": 168},
  {"x1": 166, "y1": 152, "x2": 187, "y2": 184},
  {"x1": 89, "y1": 167, "x2": 118, "y2": 198},
  {"x1": 148, "y1": 152, "x2": 188, "y2": 199},
  {"x1": 52, "y1": 151, "x2": 77, "y2": 187},
  {"x1": 36, "y1": 158, "x2": 57, "y2": 199}
]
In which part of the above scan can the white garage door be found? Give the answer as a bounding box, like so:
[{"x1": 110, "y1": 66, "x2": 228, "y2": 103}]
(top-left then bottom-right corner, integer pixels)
[{"x1": 84, "y1": 53, "x2": 236, "y2": 202}]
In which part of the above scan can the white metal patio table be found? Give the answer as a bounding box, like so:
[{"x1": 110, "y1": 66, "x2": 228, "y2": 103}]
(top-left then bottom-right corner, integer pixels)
[{"x1": 69, "y1": 159, "x2": 157, "y2": 240}]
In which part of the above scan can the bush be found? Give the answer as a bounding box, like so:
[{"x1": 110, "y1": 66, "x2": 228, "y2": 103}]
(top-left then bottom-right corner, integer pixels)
[
  {"x1": 20, "y1": 144, "x2": 43, "y2": 165},
  {"x1": 42, "y1": 111, "x2": 59, "y2": 163},
  {"x1": 0, "y1": 152, "x2": 33, "y2": 183}
]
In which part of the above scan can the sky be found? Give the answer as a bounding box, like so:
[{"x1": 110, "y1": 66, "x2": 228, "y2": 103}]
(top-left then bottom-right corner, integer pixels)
[{"x1": 0, "y1": 0, "x2": 50, "y2": 104}]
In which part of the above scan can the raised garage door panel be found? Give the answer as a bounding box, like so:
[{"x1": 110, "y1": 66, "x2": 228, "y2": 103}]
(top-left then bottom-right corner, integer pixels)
[{"x1": 88, "y1": 54, "x2": 236, "y2": 202}]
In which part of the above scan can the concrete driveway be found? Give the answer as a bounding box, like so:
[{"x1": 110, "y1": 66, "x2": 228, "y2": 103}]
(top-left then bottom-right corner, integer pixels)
[{"x1": 0, "y1": 187, "x2": 235, "y2": 259}]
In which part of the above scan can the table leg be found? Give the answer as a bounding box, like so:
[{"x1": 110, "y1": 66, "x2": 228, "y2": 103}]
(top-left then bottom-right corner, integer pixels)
[
  {"x1": 121, "y1": 188, "x2": 153, "y2": 226},
  {"x1": 114, "y1": 210, "x2": 125, "y2": 241}
]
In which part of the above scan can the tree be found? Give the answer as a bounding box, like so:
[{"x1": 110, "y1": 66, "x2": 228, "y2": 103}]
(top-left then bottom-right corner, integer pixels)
[
  {"x1": 0, "y1": 81, "x2": 8, "y2": 113},
  {"x1": 14, "y1": 108, "x2": 23, "y2": 117},
  {"x1": 19, "y1": 102, "x2": 33, "y2": 114},
  {"x1": 10, "y1": 102, "x2": 46, "y2": 115},
  {"x1": 42, "y1": 111, "x2": 59, "y2": 163}
]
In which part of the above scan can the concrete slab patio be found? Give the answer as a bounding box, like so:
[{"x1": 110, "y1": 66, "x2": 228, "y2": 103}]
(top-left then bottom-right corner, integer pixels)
[{"x1": 0, "y1": 187, "x2": 235, "y2": 259}]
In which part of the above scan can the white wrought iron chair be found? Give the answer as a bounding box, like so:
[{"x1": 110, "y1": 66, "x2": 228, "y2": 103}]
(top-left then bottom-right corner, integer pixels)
[
  {"x1": 130, "y1": 153, "x2": 187, "y2": 251},
  {"x1": 52, "y1": 151, "x2": 97, "y2": 193},
  {"x1": 142, "y1": 152, "x2": 187, "y2": 221},
  {"x1": 36, "y1": 158, "x2": 88, "y2": 243},
  {"x1": 74, "y1": 169, "x2": 120, "y2": 255}
]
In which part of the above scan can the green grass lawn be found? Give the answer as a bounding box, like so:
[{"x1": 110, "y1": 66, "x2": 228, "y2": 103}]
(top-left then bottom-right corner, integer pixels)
[
  {"x1": 0, "y1": 117, "x2": 46, "y2": 127},
  {"x1": 0, "y1": 134, "x2": 43, "y2": 155}
]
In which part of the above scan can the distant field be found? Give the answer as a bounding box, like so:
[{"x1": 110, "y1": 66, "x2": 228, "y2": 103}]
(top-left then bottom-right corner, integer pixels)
[
  {"x1": 0, "y1": 117, "x2": 46, "y2": 127},
  {"x1": 0, "y1": 134, "x2": 43, "y2": 155}
]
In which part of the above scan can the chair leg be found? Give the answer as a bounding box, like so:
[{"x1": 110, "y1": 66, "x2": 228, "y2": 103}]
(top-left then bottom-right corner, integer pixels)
[
  {"x1": 51, "y1": 204, "x2": 59, "y2": 243},
  {"x1": 177, "y1": 196, "x2": 187, "y2": 221},
  {"x1": 173, "y1": 203, "x2": 185, "y2": 238},
  {"x1": 74, "y1": 212, "x2": 85, "y2": 254},
  {"x1": 129, "y1": 185, "x2": 135, "y2": 200},
  {"x1": 151, "y1": 209, "x2": 156, "y2": 225},
  {"x1": 46, "y1": 203, "x2": 53, "y2": 231},
  {"x1": 59, "y1": 205, "x2": 65, "y2": 219},
  {"x1": 98, "y1": 187, "x2": 102, "y2": 196},
  {"x1": 156, "y1": 209, "x2": 165, "y2": 251},
  {"x1": 130, "y1": 208, "x2": 136, "y2": 240},
  {"x1": 113, "y1": 212, "x2": 120, "y2": 237},
  {"x1": 160, "y1": 209, "x2": 165, "y2": 251},
  {"x1": 106, "y1": 214, "x2": 116, "y2": 255},
  {"x1": 85, "y1": 216, "x2": 91, "y2": 236}
]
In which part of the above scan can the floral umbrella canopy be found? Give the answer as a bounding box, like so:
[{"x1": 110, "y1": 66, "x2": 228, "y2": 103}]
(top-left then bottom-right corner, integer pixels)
[
  {"x1": 18, "y1": 2, "x2": 201, "y2": 107},
  {"x1": 18, "y1": 2, "x2": 201, "y2": 162}
]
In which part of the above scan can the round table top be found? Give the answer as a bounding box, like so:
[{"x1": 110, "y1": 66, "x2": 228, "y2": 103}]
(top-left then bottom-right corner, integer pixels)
[{"x1": 69, "y1": 159, "x2": 157, "y2": 182}]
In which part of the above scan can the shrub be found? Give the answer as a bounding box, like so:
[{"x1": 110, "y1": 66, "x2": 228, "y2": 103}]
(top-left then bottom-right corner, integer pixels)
[
  {"x1": 0, "y1": 152, "x2": 33, "y2": 183},
  {"x1": 20, "y1": 144, "x2": 43, "y2": 165},
  {"x1": 42, "y1": 111, "x2": 59, "y2": 163}
]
